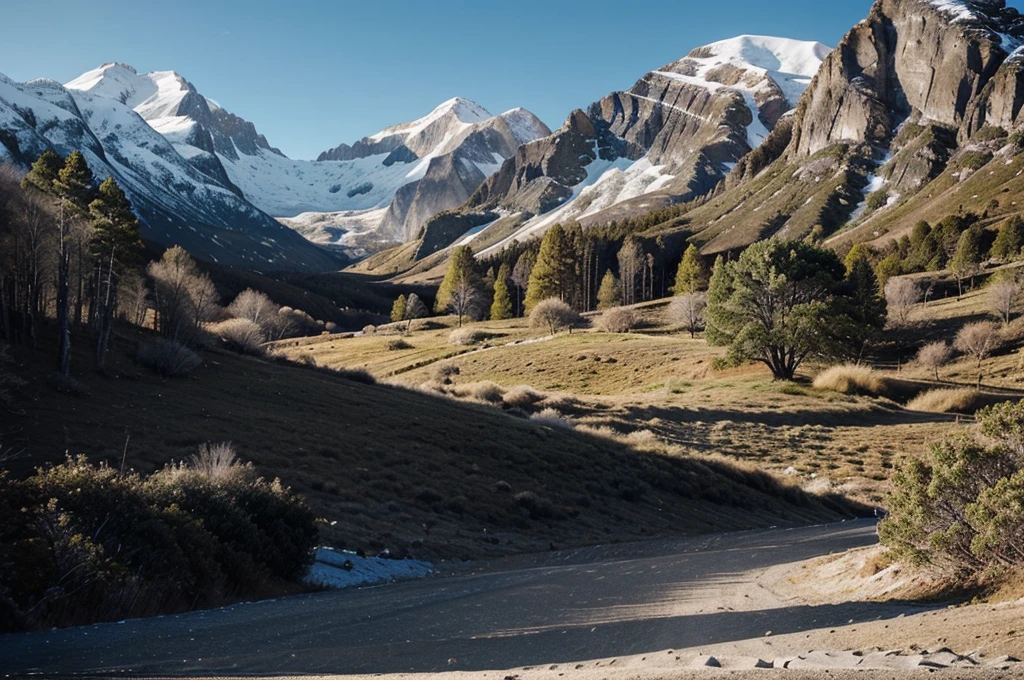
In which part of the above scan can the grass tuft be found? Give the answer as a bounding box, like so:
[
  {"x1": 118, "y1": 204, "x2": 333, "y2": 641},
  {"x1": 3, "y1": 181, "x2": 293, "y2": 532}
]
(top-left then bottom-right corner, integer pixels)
[{"x1": 906, "y1": 388, "x2": 985, "y2": 414}]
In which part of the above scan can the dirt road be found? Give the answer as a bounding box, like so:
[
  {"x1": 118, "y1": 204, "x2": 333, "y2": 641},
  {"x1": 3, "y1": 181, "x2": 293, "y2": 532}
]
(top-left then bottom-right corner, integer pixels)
[{"x1": 1, "y1": 519, "x2": 914, "y2": 676}]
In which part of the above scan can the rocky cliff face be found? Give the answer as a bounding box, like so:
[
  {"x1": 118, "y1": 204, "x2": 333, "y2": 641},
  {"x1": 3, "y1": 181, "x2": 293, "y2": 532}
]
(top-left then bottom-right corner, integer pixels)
[
  {"x1": 446, "y1": 36, "x2": 829, "y2": 260},
  {"x1": 679, "y1": 0, "x2": 1024, "y2": 255}
]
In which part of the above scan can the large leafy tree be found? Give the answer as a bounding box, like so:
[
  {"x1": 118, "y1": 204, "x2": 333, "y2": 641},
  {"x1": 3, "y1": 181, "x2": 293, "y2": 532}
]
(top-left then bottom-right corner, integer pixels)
[{"x1": 706, "y1": 239, "x2": 878, "y2": 380}]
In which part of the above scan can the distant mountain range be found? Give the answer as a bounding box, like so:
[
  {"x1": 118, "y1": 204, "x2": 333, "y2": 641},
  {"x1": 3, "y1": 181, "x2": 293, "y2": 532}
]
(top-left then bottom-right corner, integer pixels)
[{"x1": 4, "y1": 0, "x2": 1024, "y2": 275}]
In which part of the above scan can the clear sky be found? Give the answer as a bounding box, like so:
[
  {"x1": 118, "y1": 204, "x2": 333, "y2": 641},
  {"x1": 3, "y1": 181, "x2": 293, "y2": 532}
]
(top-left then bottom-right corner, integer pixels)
[{"x1": 0, "y1": 1, "x2": 1014, "y2": 160}]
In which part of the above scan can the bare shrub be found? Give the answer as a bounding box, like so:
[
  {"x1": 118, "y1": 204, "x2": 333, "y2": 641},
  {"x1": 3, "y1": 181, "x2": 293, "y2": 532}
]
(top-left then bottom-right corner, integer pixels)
[
  {"x1": 468, "y1": 381, "x2": 505, "y2": 404},
  {"x1": 669, "y1": 292, "x2": 708, "y2": 338},
  {"x1": 333, "y1": 367, "x2": 376, "y2": 384},
  {"x1": 885, "y1": 277, "x2": 922, "y2": 329},
  {"x1": 954, "y1": 321, "x2": 1002, "y2": 387},
  {"x1": 530, "y1": 407, "x2": 573, "y2": 429},
  {"x1": 916, "y1": 341, "x2": 953, "y2": 381},
  {"x1": 502, "y1": 385, "x2": 546, "y2": 409},
  {"x1": 529, "y1": 298, "x2": 578, "y2": 335},
  {"x1": 906, "y1": 388, "x2": 985, "y2": 414},
  {"x1": 431, "y1": 362, "x2": 460, "y2": 385},
  {"x1": 362, "y1": 325, "x2": 376, "y2": 336},
  {"x1": 449, "y1": 327, "x2": 487, "y2": 346},
  {"x1": 386, "y1": 338, "x2": 412, "y2": 351},
  {"x1": 210, "y1": 318, "x2": 266, "y2": 356},
  {"x1": 136, "y1": 338, "x2": 201, "y2": 377},
  {"x1": 601, "y1": 307, "x2": 637, "y2": 333},
  {"x1": 813, "y1": 364, "x2": 888, "y2": 396},
  {"x1": 188, "y1": 442, "x2": 243, "y2": 482}
]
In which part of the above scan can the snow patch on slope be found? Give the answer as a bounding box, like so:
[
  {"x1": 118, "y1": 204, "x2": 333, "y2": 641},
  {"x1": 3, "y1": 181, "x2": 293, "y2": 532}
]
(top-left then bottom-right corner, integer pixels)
[{"x1": 306, "y1": 547, "x2": 433, "y2": 590}]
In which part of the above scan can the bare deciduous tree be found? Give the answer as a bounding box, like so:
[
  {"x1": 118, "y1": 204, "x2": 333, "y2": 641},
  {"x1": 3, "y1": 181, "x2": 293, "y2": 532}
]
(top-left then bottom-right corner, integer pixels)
[
  {"x1": 916, "y1": 341, "x2": 953, "y2": 381},
  {"x1": 885, "y1": 277, "x2": 922, "y2": 330},
  {"x1": 117, "y1": 271, "x2": 150, "y2": 328},
  {"x1": 954, "y1": 321, "x2": 1002, "y2": 388},
  {"x1": 147, "y1": 246, "x2": 219, "y2": 344},
  {"x1": 669, "y1": 292, "x2": 708, "y2": 338},
  {"x1": 600, "y1": 307, "x2": 637, "y2": 334},
  {"x1": 989, "y1": 278, "x2": 1021, "y2": 326},
  {"x1": 447, "y1": 279, "x2": 481, "y2": 327}
]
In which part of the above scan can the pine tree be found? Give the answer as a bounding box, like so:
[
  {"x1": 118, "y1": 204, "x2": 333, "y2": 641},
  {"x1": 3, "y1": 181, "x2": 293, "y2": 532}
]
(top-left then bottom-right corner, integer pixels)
[
  {"x1": 21, "y1": 149, "x2": 63, "y2": 194},
  {"x1": 991, "y1": 215, "x2": 1024, "y2": 261},
  {"x1": 435, "y1": 245, "x2": 479, "y2": 313},
  {"x1": 391, "y1": 294, "x2": 407, "y2": 323},
  {"x1": 673, "y1": 244, "x2": 710, "y2": 295},
  {"x1": 704, "y1": 256, "x2": 731, "y2": 346},
  {"x1": 950, "y1": 226, "x2": 984, "y2": 298},
  {"x1": 490, "y1": 263, "x2": 513, "y2": 320},
  {"x1": 55, "y1": 151, "x2": 95, "y2": 215},
  {"x1": 596, "y1": 270, "x2": 621, "y2": 310},
  {"x1": 511, "y1": 250, "x2": 535, "y2": 317},
  {"x1": 842, "y1": 243, "x2": 873, "y2": 275},
  {"x1": 525, "y1": 224, "x2": 574, "y2": 312},
  {"x1": 88, "y1": 176, "x2": 142, "y2": 370}
]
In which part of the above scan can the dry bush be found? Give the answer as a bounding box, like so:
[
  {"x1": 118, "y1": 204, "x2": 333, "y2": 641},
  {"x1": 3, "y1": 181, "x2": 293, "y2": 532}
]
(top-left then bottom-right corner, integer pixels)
[
  {"x1": 431, "y1": 362, "x2": 460, "y2": 385},
  {"x1": 332, "y1": 367, "x2": 376, "y2": 384},
  {"x1": 813, "y1": 364, "x2": 889, "y2": 396},
  {"x1": 529, "y1": 298, "x2": 578, "y2": 334},
  {"x1": 468, "y1": 381, "x2": 505, "y2": 404},
  {"x1": 530, "y1": 407, "x2": 573, "y2": 429},
  {"x1": 188, "y1": 442, "x2": 242, "y2": 482},
  {"x1": 386, "y1": 338, "x2": 412, "y2": 351},
  {"x1": 209, "y1": 318, "x2": 265, "y2": 356},
  {"x1": 601, "y1": 307, "x2": 637, "y2": 333},
  {"x1": 885, "y1": 277, "x2": 922, "y2": 329},
  {"x1": 449, "y1": 327, "x2": 488, "y2": 346},
  {"x1": 136, "y1": 338, "x2": 201, "y2": 377},
  {"x1": 362, "y1": 325, "x2": 376, "y2": 336},
  {"x1": 502, "y1": 385, "x2": 546, "y2": 409},
  {"x1": 906, "y1": 388, "x2": 985, "y2": 414}
]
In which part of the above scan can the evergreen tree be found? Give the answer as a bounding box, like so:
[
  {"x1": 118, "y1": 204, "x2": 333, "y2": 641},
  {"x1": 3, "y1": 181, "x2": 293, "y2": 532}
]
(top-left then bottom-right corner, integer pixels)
[
  {"x1": 511, "y1": 250, "x2": 535, "y2": 317},
  {"x1": 706, "y1": 241, "x2": 876, "y2": 380},
  {"x1": 673, "y1": 244, "x2": 710, "y2": 295},
  {"x1": 704, "y1": 255, "x2": 731, "y2": 346},
  {"x1": 596, "y1": 269, "x2": 621, "y2": 310},
  {"x1": 391, "y1": 294, "x2": 407, "y2": 323},
  {"x1": 874, "y1": 253, "x2": 903, "y2": 290},
  {"x1": 21, "y1": 149, "x2": 63, "y2": 194},
  {"x1": 490, "y1": 263, "x2": 513, "y2": 320},
  {"x1": 88, "y1": 176, "x2": 142, "y2": 370},
  {"x1": 435, "y1": 245, "x2": 479, "y2": 313},
  {"x1": 55, "y1": 151, "x2": 95, "y2": 214},
  {"x1": 842, "y1": 243, "x2": 873, "y2": 275},
  {"x1": 841, "y1": 257, "x2": 887, "y2": 357},
  {"x1": 950, "y1": 225, "x2": 984, "y2": 298},
  {"x1": 991, "y1": 215, "x2": 1024, "y2": 261},
  {"x1": 525, "y1": 224, "x2": 575, "y2": 312}
]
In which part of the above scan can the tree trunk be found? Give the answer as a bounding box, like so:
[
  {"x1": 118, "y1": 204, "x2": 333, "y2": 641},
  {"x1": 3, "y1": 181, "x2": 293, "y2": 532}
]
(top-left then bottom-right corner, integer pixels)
[{"x1": 56, "y1": 208, "x2": 72, "y2": 377}]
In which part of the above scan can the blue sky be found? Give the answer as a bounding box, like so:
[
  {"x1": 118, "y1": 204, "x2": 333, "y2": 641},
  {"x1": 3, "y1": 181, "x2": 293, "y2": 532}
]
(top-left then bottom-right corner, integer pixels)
[{"x1": 0, "y1": 1, "x2": 1011, "y2": 159}]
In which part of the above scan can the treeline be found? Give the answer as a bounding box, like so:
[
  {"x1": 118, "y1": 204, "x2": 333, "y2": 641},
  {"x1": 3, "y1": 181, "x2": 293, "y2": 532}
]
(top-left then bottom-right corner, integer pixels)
[{"x1": 0, "y1": 152, "x2": 339, "y2": 383}]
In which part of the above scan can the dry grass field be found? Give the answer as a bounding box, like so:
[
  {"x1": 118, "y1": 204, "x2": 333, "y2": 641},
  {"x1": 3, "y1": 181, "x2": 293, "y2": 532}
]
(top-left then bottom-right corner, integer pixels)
[{"x1": 271, "y1": 280, "x2": 1024, "y2": 508}]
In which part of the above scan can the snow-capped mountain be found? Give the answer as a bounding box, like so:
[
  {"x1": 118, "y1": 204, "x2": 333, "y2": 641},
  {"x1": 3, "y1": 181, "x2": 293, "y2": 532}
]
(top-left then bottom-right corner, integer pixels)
[
  {"x1": 65, "y1": 64, "x2": 550, "y2": 254},
  {"x1": 0, "y1": 72, "x2": 340, "y2": 271},
  {"x1": 423, "y1": 35, "x2": 830, "y2": 260}
]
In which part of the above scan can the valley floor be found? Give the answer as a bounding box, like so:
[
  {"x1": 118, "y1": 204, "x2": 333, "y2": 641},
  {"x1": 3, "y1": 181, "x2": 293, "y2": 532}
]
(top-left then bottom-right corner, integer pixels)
[{"x1": 3, "y1": 520, "x2": 1021, "y2": 679}]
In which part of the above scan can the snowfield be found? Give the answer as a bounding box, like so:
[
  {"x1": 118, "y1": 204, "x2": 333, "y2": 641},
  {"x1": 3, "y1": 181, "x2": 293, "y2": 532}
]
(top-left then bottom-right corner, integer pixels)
[{"x1": 306, "y1": 547, "x2": 434, "y2": 589}]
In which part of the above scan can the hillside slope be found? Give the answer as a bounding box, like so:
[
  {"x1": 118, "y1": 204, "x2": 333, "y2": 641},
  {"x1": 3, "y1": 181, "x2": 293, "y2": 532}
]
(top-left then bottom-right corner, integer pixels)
[{"x1": 5, "y1": 328, "x2": 858, "y2": 562}]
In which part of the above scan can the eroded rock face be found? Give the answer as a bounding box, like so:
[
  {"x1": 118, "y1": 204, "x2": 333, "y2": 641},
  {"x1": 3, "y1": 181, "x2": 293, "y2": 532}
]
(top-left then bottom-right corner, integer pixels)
[{"x1": 792, "y1": 0, "x2": 1024, "y2": 158}]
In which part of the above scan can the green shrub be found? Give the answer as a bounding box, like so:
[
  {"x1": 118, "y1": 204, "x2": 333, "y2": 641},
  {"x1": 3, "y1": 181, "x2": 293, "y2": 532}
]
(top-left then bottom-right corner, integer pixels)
[
  {"x1": 955, "y1": 151, "x2": 994, "y2": 171},
  {"x1": 880, "y1": 401, "x2": 1024, "y2": 574},
  {"x1": 973, "y1": 125, "x2": 1008, "y2": 143},
  {"x1": 0, "y1": 447, "x2": 317, "y2": 630},
  {"x1": 865, "y1": 190, "x2": 889, "y2": 212}
]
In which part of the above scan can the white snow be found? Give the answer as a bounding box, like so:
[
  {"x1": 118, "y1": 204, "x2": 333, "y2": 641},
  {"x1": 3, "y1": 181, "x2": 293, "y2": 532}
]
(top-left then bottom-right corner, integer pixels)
[
  {"x1": 479, "y1": 146, "x2": 673, "y2": 257},
  {"x1": 367, "y1": 97, "x2": 489, "y2": 143},
  {"x1": 305, "y1": 547, "x2": 433, "y2": 589},
  {"x1": 924, "y1": 0, "x2": 978, "y2": 23}
]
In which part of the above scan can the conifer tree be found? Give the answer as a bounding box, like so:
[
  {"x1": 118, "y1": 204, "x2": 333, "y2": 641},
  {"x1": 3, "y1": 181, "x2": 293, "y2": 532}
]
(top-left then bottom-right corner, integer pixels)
[
  {"x1": 435, "y1": 245, "x2": 479, "y2": 313},
  {"x1": 391, "y1": 294, "x2": 407, "y2": 323},
  {"x1": 673, "y1": 244, "x2": 710, "y2": 295},
  {"x1": 89, "y1": 176, "x2": 142, "y2": 370},
  {"x1": 525, "y1": 224, "x2": 574, "y2": 312},
  {"x1": 21, "y1": 149, "x2": 63, "y2": 194},
  {"x1": 511, "y1": 250, "x2": 535, "y2": 317},
  {"x1": 704, "y1": 255, "x2": 731, "y2": 346},
  {"x1": 950, "y1": 226, "x2": 984, "y2": 298},
  {"x1": 596, "y1": 269, "x2": 621, "y2": 310},
  {"x1": 991, "y1": 215, "x2": 1024, "y2": 261},
  {"x1": 490, "y1": 263, "x2": 513, "y2": 321}
]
